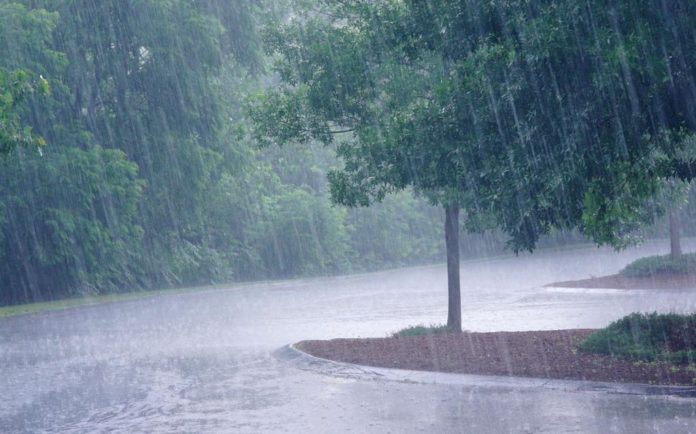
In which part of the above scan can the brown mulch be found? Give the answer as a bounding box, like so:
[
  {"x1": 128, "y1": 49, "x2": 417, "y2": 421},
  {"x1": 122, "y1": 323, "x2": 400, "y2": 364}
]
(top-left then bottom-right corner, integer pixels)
[
  {"x1": 297, "y1": 330, "x2": 696, "y2": 386},
  {"x1": 548, "y1": 272, "x2": 696, "y2": 290}
]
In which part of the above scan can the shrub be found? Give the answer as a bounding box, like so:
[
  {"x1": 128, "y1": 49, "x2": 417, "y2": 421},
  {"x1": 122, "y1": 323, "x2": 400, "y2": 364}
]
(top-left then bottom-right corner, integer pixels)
[
  {"x1": 392, "y1": 324, "x2": 451, "y2": 337},
  {"x1": 580, "y1": 312, "x2": 696, "y2": 364},
  {"x1": 620, "y1": 253, "x2": 696, "y2": 278}
]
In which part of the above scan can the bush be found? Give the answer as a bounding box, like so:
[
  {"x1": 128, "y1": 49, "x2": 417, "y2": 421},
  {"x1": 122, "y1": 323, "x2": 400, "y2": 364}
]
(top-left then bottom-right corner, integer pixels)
[
  {"x1": 620, "y1": 253, "x2": 696, "y2": 278},
  {"x1": 392, "y1": 324, "x2": 451, "y2": 337},
  {"x1": 580, "y1": 312, "x2": 696, "y2": 364}
]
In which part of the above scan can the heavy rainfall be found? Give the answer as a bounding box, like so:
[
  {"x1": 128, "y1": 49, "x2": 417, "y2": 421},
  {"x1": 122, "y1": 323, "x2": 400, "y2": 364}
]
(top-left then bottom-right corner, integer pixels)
[{"x1": 1, "y1": 1, "x2": 696, "y2": 433}]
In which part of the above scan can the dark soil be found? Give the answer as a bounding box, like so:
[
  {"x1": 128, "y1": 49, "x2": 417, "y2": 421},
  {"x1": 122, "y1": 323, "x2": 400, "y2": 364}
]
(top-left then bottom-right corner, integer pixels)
[
  {"x1": 548, "y1": 272, "x2": 696, "y2": 290},
  {"x1": 297, "y1": 329, "x2": 696, "y2": 386}
]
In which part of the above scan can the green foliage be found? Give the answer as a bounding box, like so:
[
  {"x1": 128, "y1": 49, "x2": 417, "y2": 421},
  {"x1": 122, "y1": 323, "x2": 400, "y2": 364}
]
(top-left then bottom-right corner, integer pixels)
[
  {"x1": 0, "y1": 0, "x2": 468, "y2": 306},
  {"x1": 0, "y1": 2, "x2": 64, "y2": 71},
  {"x1": 0, "y1": 69, "x2": 46, "y2": 153},
  {"x1": 580, "y1": 313, "x2": 696, "y2": 364},
  {"x1": 392, "y1": 324, "x2": 450, "y2": 338},
  {"x1": 0, "y1": 0, "x2": 252, "y2": 302},
  {"x1": 581, "y1": 161, "x2": 664, "y2": 249},
  {"x1": 254, "y1": 187, "x2": 350, "y2": 277},
  {"x1": 0, "y1": 145, "x2": 144, "y2": 303},
  {"x1": 582, "y1": 135, "x2": 695, "y2": 249},
  {"x1": 251, "y1": 0, "x2": 696, "y2": 253},
  {"x1": 0, "y1": 2, "x2": 57, "y2": 154},
  {"x1": 346, "y1": 191, "x2": 444, "y2": 268},
  {"x1": 12, "y1": 0, "x2": 696, "y2": 308},
  {"x1": 620, "y1": 253, "x2": 696, "y2": 278},
  {"x1": 0, "y1": 0, "x2": 270, "y2": 301}
]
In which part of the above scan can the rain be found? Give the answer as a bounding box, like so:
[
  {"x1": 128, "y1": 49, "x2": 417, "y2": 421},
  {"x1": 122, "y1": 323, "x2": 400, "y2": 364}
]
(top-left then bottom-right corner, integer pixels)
[{"x1": 1, "y1": 1, "x2": 696, "y2": 433}]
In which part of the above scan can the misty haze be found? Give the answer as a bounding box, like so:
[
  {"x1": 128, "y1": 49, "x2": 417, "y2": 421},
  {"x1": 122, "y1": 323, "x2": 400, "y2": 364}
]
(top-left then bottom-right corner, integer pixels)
[{"x1": 1, "y1": 1, "x2": 696, "y2": 433}]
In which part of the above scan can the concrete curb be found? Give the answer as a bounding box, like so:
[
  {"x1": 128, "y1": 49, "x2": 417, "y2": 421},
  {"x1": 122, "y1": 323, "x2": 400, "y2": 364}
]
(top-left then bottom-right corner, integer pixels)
[{"x1": 273, "y1": 344, "x2": 696, "y2": 399}]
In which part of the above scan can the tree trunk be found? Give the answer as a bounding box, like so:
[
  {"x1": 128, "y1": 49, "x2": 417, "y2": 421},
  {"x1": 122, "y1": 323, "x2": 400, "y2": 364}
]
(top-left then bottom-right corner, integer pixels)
[
  {"x1": 670, "y1": 210, "x2": 682, "y2": 259},
  {"x1": 445, "y1": 206, "x2": 461, "y2": 332}
]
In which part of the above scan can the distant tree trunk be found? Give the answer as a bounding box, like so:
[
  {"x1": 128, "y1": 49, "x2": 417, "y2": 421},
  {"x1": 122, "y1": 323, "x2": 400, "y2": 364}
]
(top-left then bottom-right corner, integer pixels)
[
  {"x1": 670, "y1": 210, "x2": 682, "y2": 259},
  {"x1": 445, "y1": 206, "x2": 461, "y2": 332},
  {"x1": 8, "y1": 213, "x2": 40, "y2": 303}
]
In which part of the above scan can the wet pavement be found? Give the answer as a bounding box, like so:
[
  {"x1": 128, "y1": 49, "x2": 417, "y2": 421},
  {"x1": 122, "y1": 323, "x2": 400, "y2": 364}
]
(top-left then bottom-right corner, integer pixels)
[{"x1": 2, "y1": 240, "x2": 696, "y2": 433}]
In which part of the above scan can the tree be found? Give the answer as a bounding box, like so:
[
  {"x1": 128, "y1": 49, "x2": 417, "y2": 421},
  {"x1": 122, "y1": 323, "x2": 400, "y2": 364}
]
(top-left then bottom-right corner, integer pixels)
[
  {"x1": 0, "y1": 69, "x2": 47, "y2": 153},
  {"x1": 249, "y1": 1, "x2": 487, "y2": 330},
  {"x1": 251, "y1": 0, "x2": 696, "y2": 330},
  {"x1": 0, "y1": 2, "x2": 55, "y2": 154},
  {"x1": 0, "y1": 0, "x2": 268, "y2": 302},
  {"x1": 398, "y1": 0, "x2": 696, "y2": 248},
  {"x1": 0, "y1": 0, "x2": 449, "y2": 305},
  {"x1": 0, "y1": 145, "x2": 144, "y2": 304},
  {"x1": 5, "y1": 0, "x2": 264, "y2": 290}
]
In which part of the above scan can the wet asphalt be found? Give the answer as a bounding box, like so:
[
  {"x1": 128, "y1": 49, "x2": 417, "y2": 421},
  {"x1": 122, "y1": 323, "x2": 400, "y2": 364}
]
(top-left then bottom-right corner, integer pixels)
[{"x1": 2, "y1": 240, "x2": 696, "y2": 433}]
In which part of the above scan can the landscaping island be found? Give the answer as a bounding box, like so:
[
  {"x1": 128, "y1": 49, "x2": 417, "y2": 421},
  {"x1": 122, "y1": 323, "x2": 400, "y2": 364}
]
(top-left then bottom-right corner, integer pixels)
[
  {"x1": 549, "y1": 273, "x2": 696, "y2": 290},
  {"x1": 551, "y1": 252, "x2": 696, "y2": 290},
  {"x1": 297, "y1": 328, "x2": 696, "y2": 386},
  {"x1": 297, "y1": 252, "x2": 696, "y2": 387}
]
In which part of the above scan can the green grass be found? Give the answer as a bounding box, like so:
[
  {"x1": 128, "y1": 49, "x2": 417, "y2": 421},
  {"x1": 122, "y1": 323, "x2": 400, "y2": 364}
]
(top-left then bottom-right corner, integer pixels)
[
  {"x1": 580, "y1": 312, "x2": 696, "y2": 364},
  {"x1": 0, "y1": 285, "x2": 218, "y2": 319},
  {"x1": 620, "y1": 253, "x2": 696, "y2": 278},
  {"x1": 392, "y1": 324, "x2": 451, "y2": 337}
]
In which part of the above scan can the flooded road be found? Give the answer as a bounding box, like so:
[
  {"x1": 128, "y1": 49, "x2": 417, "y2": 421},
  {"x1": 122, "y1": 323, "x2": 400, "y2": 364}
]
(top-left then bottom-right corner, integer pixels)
[{"x1": 2, "y1": 241, "x2": 696, "y2": 433}]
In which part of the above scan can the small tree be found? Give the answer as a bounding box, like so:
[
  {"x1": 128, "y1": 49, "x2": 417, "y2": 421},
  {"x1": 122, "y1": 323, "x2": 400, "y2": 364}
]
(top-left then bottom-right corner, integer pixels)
[
  {"x1": 250, "y1": 2, "x2": 485, "y2": 331},
  {"x1": 250, "y1": 0, "x2": 696, "y2": 330}
]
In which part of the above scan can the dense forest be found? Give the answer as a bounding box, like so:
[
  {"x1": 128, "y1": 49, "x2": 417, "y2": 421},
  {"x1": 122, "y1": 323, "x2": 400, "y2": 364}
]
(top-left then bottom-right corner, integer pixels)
[
  {"x1": 0, "y1": 0, "x2": 506, "y2": 306},
  {"x1": 2, "y1": 0, "x2": 695, "y2": 307}
]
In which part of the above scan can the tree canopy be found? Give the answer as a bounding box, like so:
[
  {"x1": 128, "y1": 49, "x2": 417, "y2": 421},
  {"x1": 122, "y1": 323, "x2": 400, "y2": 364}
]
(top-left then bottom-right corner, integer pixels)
[
  {"x1": 251, "y1": 0, "x2": 696, "y2": 251},
  {"x1": 250, "y1": 0, "x2": 696, "y2": 329}
]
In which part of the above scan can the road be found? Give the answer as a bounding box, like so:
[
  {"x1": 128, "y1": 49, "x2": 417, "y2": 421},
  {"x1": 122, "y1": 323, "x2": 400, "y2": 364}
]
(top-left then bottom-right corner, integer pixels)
[{"x1": 2, "y1": 240, "x2": 696, "y2": 433}]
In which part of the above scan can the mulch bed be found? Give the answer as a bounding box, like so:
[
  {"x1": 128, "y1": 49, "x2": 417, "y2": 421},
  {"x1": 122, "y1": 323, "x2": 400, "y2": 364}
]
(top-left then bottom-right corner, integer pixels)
[
  {"x1": 297, "y1": 329, "x2": 696, "y2": 386},
  {"x1": 549, "y1": 272, "x2": 696, "y2": 290}
]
